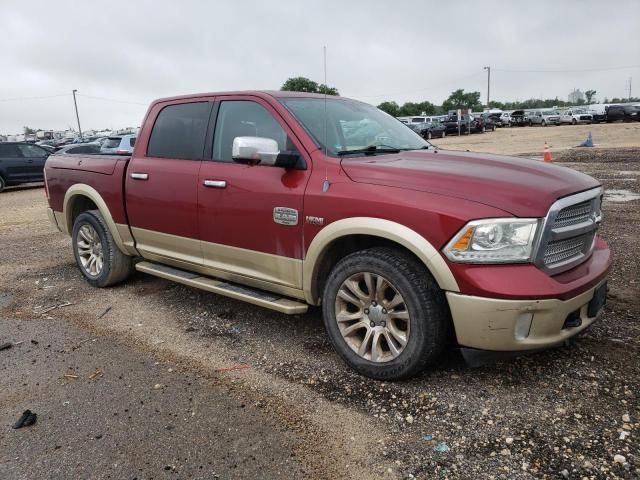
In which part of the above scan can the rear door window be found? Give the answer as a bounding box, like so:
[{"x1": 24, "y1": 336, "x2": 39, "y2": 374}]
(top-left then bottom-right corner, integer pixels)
[
  {"x1": 17, "y1": 144, "x2": 48, "y2": 158},
  {"x1": 147, "y1": 102, "x2": 211, "y2": 160},
  {"x1": 129, "y1": 137, "x2": 136, "y2": 147}
]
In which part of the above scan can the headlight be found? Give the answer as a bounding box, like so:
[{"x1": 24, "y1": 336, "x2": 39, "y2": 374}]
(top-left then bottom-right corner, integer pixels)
[{"x1": 444, "y1": 218, "x2": 540, "y2": 263}]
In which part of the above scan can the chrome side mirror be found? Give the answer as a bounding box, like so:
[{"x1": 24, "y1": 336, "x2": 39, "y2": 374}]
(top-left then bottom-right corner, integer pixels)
[{"x1": 232, "y1": 136, "x2": 279, "y2": 165}]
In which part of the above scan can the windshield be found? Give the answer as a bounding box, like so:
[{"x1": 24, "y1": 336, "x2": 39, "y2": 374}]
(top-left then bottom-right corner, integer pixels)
[{"x1": 280, "y1": 98, "x2": 430, "y2": 156}]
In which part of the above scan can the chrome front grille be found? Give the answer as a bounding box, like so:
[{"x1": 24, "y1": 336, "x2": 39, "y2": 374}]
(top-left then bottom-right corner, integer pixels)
[
  {"x1": 553, "y1": 200, "x2": 592, "y2": 228},
  {"x1": 535, "y1": 188, "x2": 602, "y2": 274}
]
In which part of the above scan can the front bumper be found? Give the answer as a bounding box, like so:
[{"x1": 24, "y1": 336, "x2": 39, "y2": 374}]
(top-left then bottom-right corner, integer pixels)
[{"x1": 446, "y1": 279, "x2": 607, "y2": 351}]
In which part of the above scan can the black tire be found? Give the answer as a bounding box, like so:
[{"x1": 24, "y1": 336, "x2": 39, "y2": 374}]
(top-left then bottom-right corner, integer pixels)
[
  {"x1": 0, "y1": 175, "x2": 5, "y2": 193},
  {"x1": 72, "y1": 210, "x2": 133, "y2": 287},
  {"x1": 427, "y1": 131, "x2": 432, "y2": 140},
  {"x1": 542, "y1": 120, "x2": 546, "y2": 127},
  {"x1": 572, "y1": 118, "x2": 577, "y2": 125},
  {"x1": 441, "y1": 130, "x2": 446, "y2": 138},
  {"x1": 322, "y1": 247, "x2": 450, "y2": 380}
]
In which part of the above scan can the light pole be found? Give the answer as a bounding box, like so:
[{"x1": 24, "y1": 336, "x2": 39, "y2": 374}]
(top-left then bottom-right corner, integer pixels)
[
  {"x1": 483, "y1": 66, "x2": 491, "y2": 108},
  {"x1": 72, "y1": 89, "x2": 83, "y2": 139}
]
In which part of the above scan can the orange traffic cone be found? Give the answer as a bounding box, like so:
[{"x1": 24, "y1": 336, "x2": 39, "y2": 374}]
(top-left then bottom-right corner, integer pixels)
[{"x1": 543, "y1": 142, "x2": 552, "y2": 163}]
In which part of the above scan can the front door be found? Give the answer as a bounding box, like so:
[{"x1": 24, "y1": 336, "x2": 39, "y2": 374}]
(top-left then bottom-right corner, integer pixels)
[
  {"x1": 125, "y1": 100, "x2": 213, "y2": 266},
  {"x1": 198, "y1": 97, "x2": 311, "y2": 290},
  {"x1": 0, "y1": 144, "x2": 30, "y2": 184}
]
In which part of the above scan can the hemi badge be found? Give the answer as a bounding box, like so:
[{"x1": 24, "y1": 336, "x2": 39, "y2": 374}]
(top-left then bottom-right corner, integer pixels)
[
  {"x1": 273, "y1": 207, "x2": 298, "y2": 226},
  {"x1": 305, "y1": 216, "x2": 324, "y2": 226}
]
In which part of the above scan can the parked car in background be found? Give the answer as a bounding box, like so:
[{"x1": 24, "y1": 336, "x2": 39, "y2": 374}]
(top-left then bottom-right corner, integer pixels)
[
  {"x1": 622, "y1": 104, "x2": 640, "y2": 121},
  {"x1": 441, "y1": 114, "x2": 484, "y2": 135},
  {"x1": 0, "y1": 142, "x2": 50, "y2": 192},
  {"x1": 39, "y1": 144, "x2": 57, "y2": 154},
  {"x1": 605, "y1": 105, "x2": 625, "y2": 122},
  {"x1": 55, "y1": 143, "x2": 102, "y2": 155},
  {"x1": 528, "y1": 110, "x2": 560, "y2": 126},
  {"x1": 474, "y1": 114, "x2": 497, "y2": 132},
  {"x1": 411, "y1": 120, "x2": 447, "y2": 139},
  {"x1": 498, "y1": 112, "x2": 512, "y2": 126},
  {"x1": 509, "y1": 110, "x2": 527, "y2": 126},
  {"x1": 397, "y1": 116, "x2": 439, "y2": 127},
  {"x1": 558, "y1": 109, "x2": 593, "y2": 125},
  {"x1": 100, "y1": 135, "x2": 137, "y2": 154}
]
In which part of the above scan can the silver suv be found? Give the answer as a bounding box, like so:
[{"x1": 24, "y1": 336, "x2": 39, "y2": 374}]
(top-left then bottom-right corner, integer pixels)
[
  {"x1": 100, "y1": 134, "x2": 137, "y2": 154},
  {"x1": 528, "y1": 110, "x2": 560, "y2": 126}
]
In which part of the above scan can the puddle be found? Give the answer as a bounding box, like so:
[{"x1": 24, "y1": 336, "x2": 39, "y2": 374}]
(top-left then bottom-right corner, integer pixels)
[{"x1": 604, "y1": 189, "x2": 640, "y2": 202}]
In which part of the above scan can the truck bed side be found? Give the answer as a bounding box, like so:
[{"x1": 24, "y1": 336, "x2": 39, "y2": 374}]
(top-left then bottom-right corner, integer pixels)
[{"x1": 45, "y1": 154, "x2": 130, "y2": 225}]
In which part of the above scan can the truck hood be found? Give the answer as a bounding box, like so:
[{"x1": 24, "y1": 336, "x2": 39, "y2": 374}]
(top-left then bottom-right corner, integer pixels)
[{"x1": 341, "y1": 149, "x2": 600, "y2": 217}]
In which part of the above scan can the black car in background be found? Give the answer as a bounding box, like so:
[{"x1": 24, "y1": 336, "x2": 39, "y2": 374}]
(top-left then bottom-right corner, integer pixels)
[
  {"x1": 55, "y1": 143, "x2": 102, "y2": 155},
  {"x1": 509, "y1": 110, "x2": 527, "y2": 126},
  {"x1": 441, "y1": 114, "x2": 484, "y2": 135},
  {"x1": 411, "y1": 120, "x2": 447, "y2": 139},
  {"x1": 0, "y1": 142, "x2": 50, "y2": 192},
  {"x1": 604, "y1": 104, "x2": 640, "y2": 122}
]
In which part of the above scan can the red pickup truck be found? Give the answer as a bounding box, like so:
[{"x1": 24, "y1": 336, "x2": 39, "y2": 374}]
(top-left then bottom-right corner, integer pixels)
[{"x1": 44, "y1": 91, "x2": 611, "y2": 380}]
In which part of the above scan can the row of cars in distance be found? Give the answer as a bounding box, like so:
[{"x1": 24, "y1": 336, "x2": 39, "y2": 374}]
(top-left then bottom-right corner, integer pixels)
[
  {"x1": 399, "y1": 113, "x2": 499, "y2": 138},
  {"x1": 399, "y1": 103, "x2": 640, "y2": 138},
  {"x1": 0, "y1": 134, "x2": 137, "y2": 192}
]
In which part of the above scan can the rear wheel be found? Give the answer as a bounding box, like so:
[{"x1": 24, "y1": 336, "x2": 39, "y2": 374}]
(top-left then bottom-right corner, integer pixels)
[
  {"x1": 427, "y1": 131, "x2": 432, "y2": 140},
  {"x1": 0, "y1": 176, "x2": 5, "y2": 193},
  {"x1": 322, "y1": 247, "x2": 450, "y2": 380},
  {"x1": 441, "y1": 130, "x2": 446, "y2": 138},
  {"x1": 72, "y1": 210, "x2": 133, "y2": 287}
]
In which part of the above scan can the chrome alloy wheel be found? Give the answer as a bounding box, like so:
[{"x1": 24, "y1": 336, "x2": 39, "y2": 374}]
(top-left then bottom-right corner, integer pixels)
[
  {"x1": 76, "y1": 224, "x2": 104, "y2": 276},
  {"x1": 335, "y1": 272, "x2": 410, "y2": 362}
]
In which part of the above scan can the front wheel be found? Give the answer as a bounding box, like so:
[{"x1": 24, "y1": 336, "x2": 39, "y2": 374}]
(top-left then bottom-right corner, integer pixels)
[
  {"x1": 441, "y1": 130, "x2": 446, "y2": 138},
  {"x1": 427, "y1": 131, "x2": 432, "y2": 140},
  {"x1": 322, "y1": 247, "x2": 450, "y2": 380},
  {"x1": 0, "y1": 176, "x2": 5, "y2": 193},
  {"x1": 72, "y1": 210, "x2": 133, "y2": 287},
  {"x1": 542, "y1": 120, "x2": 546, "y2": 127},
  {"x1": 572, "y1": 118, "x2": 577, "y2": 125}
]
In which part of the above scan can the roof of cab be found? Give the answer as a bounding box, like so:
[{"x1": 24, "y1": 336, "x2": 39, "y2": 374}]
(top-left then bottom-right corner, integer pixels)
[{"x1": 149, "y1": 90, "x2": 347, "y2": 107}]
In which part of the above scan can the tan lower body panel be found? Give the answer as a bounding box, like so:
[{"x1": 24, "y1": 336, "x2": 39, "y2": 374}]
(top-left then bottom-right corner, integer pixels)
[
  {"x1": 446, "y1": 280, "x2": 606, "y2": 351},
  {"x1": 136, "y1": 261, "x2": 307, "y2": 315}
]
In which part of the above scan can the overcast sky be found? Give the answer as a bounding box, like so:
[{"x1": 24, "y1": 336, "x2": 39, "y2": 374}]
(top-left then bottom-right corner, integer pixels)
[{"x1": 1, "y1": 0, "x2": 639, "y2": 134}]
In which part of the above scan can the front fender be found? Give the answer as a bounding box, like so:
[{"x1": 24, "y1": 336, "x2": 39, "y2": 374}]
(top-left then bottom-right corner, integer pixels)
[{"x1": 303, "y1": 217, "x2": 459, "y2": 305}]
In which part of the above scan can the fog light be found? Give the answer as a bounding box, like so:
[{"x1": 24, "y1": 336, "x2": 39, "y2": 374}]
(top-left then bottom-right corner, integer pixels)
[{"x1": 514, "y1": 313, "x2": 533, "y2": 340}]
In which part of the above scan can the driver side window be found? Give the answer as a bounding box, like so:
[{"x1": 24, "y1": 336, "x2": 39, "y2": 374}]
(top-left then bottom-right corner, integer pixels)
[{"x1": 212, "y1": 101, "x2": 297, "y2": 163}]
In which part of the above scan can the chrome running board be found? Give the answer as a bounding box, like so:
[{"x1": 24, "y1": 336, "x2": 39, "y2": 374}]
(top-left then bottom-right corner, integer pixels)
[{"x1": 135, "y1": 261, "x2": 308, "y2": 315}]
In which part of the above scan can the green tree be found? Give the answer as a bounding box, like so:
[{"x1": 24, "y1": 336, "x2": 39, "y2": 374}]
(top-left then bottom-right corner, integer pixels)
[
  {"x1": 317, "y1": 84, "x2": 339, "y2": 96},
  {"x1": 585, "y1": 90, "x2": 596, "y2": 103},
  {"x1": 281, "y1": 76, "x2": 339, "y2": 95},
  {"x1": 441, "y1": 89, "x2": 482, "y2": 113},
  {"x1": 23, "y1": 126, "x2": 37, "y2": 135},
  {"x1": 377, "y1": 101, "x2": 400, "y2": 116}
]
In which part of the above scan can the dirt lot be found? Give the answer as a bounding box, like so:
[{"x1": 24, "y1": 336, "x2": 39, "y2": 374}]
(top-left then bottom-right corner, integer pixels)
[
  {"x1": 431, "y1": 122, "x2": 640, "y2": 156},
  {"x1": 1, "y1": 134, "x2": 638, "y2": 478}
]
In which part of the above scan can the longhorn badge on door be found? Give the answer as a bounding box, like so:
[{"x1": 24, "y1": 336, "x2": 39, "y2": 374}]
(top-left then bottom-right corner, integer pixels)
[{"x1": 273, "y1": 207, "x2": 298, "y2": 226}]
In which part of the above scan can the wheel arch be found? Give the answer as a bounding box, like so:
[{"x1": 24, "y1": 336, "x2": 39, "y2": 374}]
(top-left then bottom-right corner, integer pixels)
[
  {"x1": 63, "y1": 184, "x2": 136, "y2": 255},
  {"x1": 303, "y1": 218, "x2": 459, "y2": 305}
]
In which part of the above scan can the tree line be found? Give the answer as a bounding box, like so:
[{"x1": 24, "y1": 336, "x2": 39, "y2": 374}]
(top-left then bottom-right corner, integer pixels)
[{"x1": 281, "y1": 77, "x2": 639, "y2": 117}]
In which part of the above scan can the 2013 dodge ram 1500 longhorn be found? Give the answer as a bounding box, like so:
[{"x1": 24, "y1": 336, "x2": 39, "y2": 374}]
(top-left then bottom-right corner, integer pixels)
[{"x1": 44, "y1": 91, "x2": 611, "y2": 380}]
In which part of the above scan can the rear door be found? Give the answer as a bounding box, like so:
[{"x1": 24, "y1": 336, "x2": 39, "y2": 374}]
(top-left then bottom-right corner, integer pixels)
[
  {"x1": 16, "y1": 144, "x2": 49, "y2": 181},
  {"x1": 197, "y1": 97, "x2": 311, "y2": 289},
  {"x1": 0, "y1": 144, "x2": 28, "y2": 183},
  {"x1": 125, "y1": 100, "x2": 213, "y2": 266}
]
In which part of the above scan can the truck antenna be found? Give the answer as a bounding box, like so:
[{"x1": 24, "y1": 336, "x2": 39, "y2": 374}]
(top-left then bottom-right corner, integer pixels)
[{"x1": 322, "y1": 45, "x2": 330, "y2": 193}]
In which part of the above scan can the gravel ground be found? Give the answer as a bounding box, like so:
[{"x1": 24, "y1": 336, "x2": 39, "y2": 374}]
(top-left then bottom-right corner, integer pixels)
[{"x1": 0, "y1": 147, "x2": 638, "y2": 479}]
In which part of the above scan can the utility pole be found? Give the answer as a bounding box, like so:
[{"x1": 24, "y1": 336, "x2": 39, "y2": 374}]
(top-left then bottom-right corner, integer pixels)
[
  {"x1": 483, "y1": 66, "x2": 491, "y2": 108},
  {"x1": 629, "y1": 77, "x2": 633, "y2": 100},
  {"x1": 72, "y1": 89, "x2": 83, "y2": 139}
]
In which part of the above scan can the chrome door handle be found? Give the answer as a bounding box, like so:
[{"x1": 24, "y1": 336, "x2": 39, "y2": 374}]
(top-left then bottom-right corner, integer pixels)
[
  {"x1": 130, "y1": 173, "x2": 148, "y2": 180},
  {"x1": 203, "y1": 180, "x2": 226, "y2": 188}
]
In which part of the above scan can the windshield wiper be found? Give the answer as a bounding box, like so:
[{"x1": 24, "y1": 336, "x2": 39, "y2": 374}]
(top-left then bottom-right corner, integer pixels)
[{"x1": 337, "y1": 145, "x2": 401, "y2": 156}]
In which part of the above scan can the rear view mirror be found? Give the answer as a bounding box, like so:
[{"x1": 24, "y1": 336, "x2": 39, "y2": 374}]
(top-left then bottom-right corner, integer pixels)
[{"x1": 232, "y1": 136, "x2": 300, "y2": 169}]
